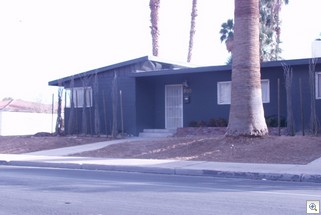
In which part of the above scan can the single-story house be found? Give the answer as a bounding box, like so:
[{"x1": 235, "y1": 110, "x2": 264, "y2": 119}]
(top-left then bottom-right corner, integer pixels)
[
  {"x1": 49, "y1": 56, "x2": 321, "y2": 136},
  {"x1": 0, "y1": 99, "x2": 56, "y2": 135}
]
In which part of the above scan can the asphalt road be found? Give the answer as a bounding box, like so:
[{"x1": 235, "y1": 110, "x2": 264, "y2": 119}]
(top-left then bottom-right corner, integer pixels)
[{"x1": 0, "y1": 166, "x2": 320, "y2": 215}]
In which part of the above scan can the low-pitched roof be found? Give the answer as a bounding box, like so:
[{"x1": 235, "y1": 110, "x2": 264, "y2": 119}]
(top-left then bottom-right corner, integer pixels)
[
  {"x1": 48, "y1": 57, "x2": 320, "y2": 85},
  {"x1": 48, "y1": 55, "x2": 195, "y2": 86},
  {"x1": 131, "y1": 58, "x2": 317, "y2": 77}
]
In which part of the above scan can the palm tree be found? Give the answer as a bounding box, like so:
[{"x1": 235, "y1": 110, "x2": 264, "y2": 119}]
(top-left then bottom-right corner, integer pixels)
[
  {"x1": 259, "y1": 0, "x2": 289, "y2": 60},
  {"x1": 187, "y1": 0, "x2": 198, "y2": 62},
  {"x1": 259, "y1": 20, "x2": 276, "y2": 61},
  {"x1": 259, "y1": 0, "x2": 275, "y2": 61},
  {"x1": 219, "y1": 19, "x2": 234, "y2": 53},
  {"x1": 220, "y1": 0, "x2": 289, "y2": 61},
  {"x1": 226, "y1": 0, "x2": 268, "y2": 136},
  {"x1": 149, "y1": 0, "x2": 160, "y2": 56},
  {"x1": 273, "y1": 0, "x2": 289, "y2": 60}
]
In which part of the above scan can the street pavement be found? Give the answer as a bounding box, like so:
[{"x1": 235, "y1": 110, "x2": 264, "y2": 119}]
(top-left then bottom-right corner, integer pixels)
[
  {"x1": 1, "y1": 166, "x2": 319, "y2": 215},
  {"x1": 1, "y1": 137, "x2": 321, "y2": 183}
]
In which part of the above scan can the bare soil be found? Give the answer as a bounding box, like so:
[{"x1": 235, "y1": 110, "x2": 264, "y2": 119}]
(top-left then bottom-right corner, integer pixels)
[
  {"x1": 1, "y1": 128, "x2": 321, "y2": 165},
  {"x1": 0, "y1": 134, "x2": 109, "y2": 154},
  {"x1": 73, "y1": 135, "x2": 321, "y2": 165}
]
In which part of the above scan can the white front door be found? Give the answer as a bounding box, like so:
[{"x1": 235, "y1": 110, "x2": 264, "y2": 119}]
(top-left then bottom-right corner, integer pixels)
[{"x1": 165, "y1": 85, "x2": 183, "y2": 129}]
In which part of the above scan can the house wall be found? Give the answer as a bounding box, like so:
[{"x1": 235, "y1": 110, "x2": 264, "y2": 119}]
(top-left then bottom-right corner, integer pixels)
[
  {"x1": 261, "y1": 66, "x2": 287, "y2": 119},
  {"x1": 61, "y1": 60, "x2": 321, "y2": 136},
  {"x1": 286, "y1": 63, "x2": 321, "y2": 132},
  {"x1": 63, "y1": 65, "x2": 138, "y2": 136},
  {"x1": 0, "y1": 111, "x2": 56, "y2": 135},
  {"x1": 136, "y1": 64, "x2": 321, "y2": 134},
  {"x1": 136, "y1": 78, "x2": 155, "y2": 133},
  {"x1": 180, "y1": 71, "x2": 231, "y2": 126},
  {"x1": 136, "y1": 70, "x2": 233, "y2": 130}
]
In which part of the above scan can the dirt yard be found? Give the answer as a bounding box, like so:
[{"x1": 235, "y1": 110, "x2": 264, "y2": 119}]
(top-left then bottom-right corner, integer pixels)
[
  {"x1": 73, "y1": 135, "x2": 321, "y2": 165},
  {"x1": 0, "y1": 134, "x2": 108, "y2": 154},
  {"x1": 0, "y1": 128, "x2": 321, "y2": 165}
]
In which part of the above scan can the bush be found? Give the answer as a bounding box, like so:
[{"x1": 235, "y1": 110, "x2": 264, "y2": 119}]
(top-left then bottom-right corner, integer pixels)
[
  {"x1": 189, "y1": 118, "x2": 228, "y2": 127},
  {"x1": 197, "y1": 120, "x2": 207, "y2": 127},
  {"x1": 188, "y1": 120, "x2": 198, "y2": 127},
  {"x1": 265, "y1": 115, "x2": 286, "y2": 127},
  {"x1": 208, "y1": 118, "x2": 228, "y2": 127},
  {"x1": 188, "y1": 120, "x2": 207, "y2": 127}
]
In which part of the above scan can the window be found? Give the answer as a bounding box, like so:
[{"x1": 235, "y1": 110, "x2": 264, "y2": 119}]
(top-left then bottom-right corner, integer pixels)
[
  {"x1": 261, "y1": 79, "x2": 270, "y2": 103},
  {"x1": 316, "y1": 72, "x2": 321, "y2": 99},
  {"x1": 217, "y1": 81, "x2": 231, "y2": 105},
  {"x1": 65, "y1": 87, "x2": 93, "y2": 108},
  {"x1": 217, "y1": 79, "x2": 270, "y2": 105}
]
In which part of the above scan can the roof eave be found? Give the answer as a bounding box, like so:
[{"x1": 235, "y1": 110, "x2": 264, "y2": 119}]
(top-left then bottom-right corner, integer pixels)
[
  {"x1": 48, "y1": 56, "x2": 152, "y2": 86},
  {"x1": 131, "y1": 64, "x2": 232, "y2": 77}
]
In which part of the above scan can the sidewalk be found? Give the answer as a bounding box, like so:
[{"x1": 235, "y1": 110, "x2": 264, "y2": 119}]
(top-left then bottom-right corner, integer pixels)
[
  {"x1": 24, "y1": 137, "x2": 148, "y2": 156},
  {"x1": 1, "y1": 138, "x2": 321, "y2": 183}
]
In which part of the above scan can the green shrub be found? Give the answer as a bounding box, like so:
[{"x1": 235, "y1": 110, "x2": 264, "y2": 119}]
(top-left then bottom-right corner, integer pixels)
[
  {"x1": 197, "y1": 120, "x2": 207, "y2": 127},
  {"x1": 188, "y1": 120, "x2": 207, "y2": 127},
  {"x1": 188, "y1": 120, "x2": 198, "y2": 127},
  {"x1": 208, "y1": 118, "x2": 228, "y2": 127},
  {"x1": 265, "y1": 115, "x2": 286, "y2": 127}
]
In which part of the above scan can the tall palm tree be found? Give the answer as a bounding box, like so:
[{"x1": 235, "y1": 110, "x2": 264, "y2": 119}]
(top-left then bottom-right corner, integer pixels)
[
  {"x1": 220, "y1": 0, "x2": 289, "y2": 61},
  {"x1": 260, "y1": 0, "x2": 289, "y2": 60},
  {"x1": 187, "y1": 0, "x2": 198, "y2": 62},
  {"x1": 149, "y1": 0, "x2": 160, "y2": 56},
  {"x1": 259, "y1": 0, "x2": 275, "y2": 61},
  {"x1": 219, "y1": 19, "x2": 234, "y2": 53},
  {"x1": 226, "y1": 0, "x2": 268, "y2": 136},
  {"x1": 274, "y1": 0, "x2": 289, "y2": 60}
]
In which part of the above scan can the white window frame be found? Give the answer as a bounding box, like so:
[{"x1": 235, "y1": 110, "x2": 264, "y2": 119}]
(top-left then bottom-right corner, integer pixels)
[
  {"x1": 65, "y1": 87, "x2": 93, "y2": 108},
  {"x1": 261, "y1": 79, "x2": 270, "y2": 103},
  {"x1": 316, "y1": 72, "x2": 321, "y2": 99},
  {"x1": 217, "y1": 81, "x2": 231, "y2": 105},
  {"x1": 217, "y1": 79, "x2": 270, "y2": 105}
]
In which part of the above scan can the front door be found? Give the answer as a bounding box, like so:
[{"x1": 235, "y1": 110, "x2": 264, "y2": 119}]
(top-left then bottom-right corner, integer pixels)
[{"x1": 165, "y1": 85, "x2": 183, "y2": 129}]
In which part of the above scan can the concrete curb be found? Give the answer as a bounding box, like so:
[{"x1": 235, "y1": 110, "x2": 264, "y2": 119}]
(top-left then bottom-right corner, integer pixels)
[
  {"x1": 300, "y1": 174, "x2": 321, "y2": 183},
  {"x1": 2, "y1": 159, "x2": 321, "y2": 184}
]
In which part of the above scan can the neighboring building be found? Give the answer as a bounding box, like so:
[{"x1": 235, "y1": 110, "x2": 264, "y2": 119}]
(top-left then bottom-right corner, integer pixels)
[
  {"x1": 0, "y1": 99, "x2": 56, "y2": 135},
  {"x1": 312, "y1": 40, "x2": 321, "y2": 58},
  {"x1": 49, "y1": 56, "x2": 321, "y2": 136}
]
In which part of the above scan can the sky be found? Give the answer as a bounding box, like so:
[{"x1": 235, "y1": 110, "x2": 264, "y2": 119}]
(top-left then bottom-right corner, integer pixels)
[{"x1": 0, "y1": 0, "x2": 321, "y2": 104}]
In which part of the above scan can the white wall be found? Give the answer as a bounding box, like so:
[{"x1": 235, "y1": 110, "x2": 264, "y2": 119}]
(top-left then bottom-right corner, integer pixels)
[
  {"x1": 0, "y1": 111, "x2": 57, "y2": 136},
  {"x1": 312, "y1": 40, "x2": 321, "y2": 58}
]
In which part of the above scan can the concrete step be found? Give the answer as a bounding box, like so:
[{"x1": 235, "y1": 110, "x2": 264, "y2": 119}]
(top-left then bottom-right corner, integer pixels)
[
  {"x1": 143, "y1": 129, "x2": 176, "y2": 133},
  {"x1": 139, "y1": 132, "x2": 173, "y2": 138},
  {"x1": 139, "y1": 129, "x2": 177, "y2": 138}
]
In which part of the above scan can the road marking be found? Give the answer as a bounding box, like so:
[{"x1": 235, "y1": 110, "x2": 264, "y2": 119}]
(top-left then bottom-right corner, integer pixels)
[{"x1": 250, "y1": 191, "x2": 321, "y2": 198}]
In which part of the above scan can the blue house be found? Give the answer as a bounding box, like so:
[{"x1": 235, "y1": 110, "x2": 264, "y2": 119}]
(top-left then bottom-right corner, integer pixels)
[{"x1": 49, "y1": 56, "x2": 321, "y2": 136}]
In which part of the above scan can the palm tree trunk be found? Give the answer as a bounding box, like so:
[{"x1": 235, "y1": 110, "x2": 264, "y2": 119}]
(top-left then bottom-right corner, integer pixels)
[
  {"x1": 149, "y1": 0, "x2": 160, "y2": 57},
  {"x1": 187, "y1": 0, "x2": 198, "y2": 62},
  {"x1": 226, "y1": 0, "x2": 268, "y2": 136}
]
